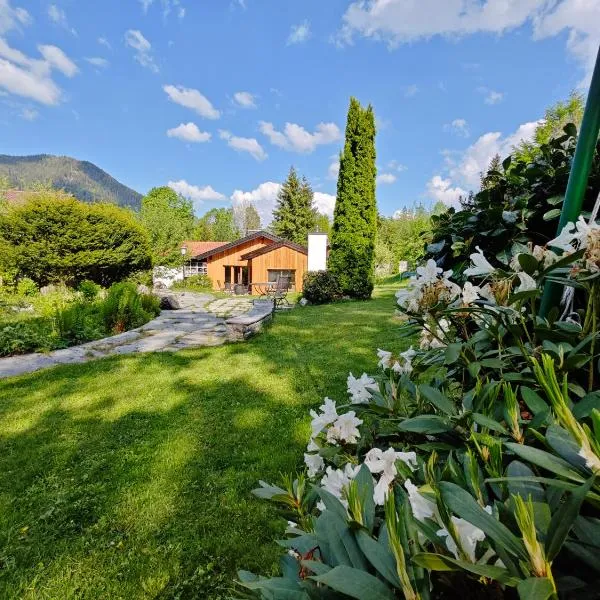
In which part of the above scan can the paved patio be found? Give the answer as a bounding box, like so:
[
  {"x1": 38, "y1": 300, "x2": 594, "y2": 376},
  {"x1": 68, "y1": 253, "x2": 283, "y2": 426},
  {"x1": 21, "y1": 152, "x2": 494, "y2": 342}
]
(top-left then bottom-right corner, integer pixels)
[{"x1": 0, "y1": 292, "x2": 271, "y2": 379}]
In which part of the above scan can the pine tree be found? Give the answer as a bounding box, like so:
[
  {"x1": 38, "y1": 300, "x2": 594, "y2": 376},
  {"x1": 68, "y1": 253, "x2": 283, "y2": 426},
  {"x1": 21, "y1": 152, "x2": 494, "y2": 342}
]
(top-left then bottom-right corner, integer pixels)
[
  {"x1": 328, "y1": 97, "x2": 377, "y2": 299},
  {"x1": 271, "y1": 167, "x2": 318, "y2": 245}
]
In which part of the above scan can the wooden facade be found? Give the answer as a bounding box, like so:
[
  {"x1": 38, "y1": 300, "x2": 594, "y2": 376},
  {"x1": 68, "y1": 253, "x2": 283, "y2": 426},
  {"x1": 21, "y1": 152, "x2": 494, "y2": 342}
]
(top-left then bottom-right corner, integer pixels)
[{"x1": 184, "y1": 232, "x2": 308, "y2": 294}]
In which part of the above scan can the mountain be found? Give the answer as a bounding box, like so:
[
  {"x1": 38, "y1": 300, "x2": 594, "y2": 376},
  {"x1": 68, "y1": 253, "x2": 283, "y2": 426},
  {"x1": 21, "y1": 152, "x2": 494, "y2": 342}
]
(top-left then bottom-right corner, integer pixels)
[{"x1": 0, "y1": 154, "x2": 143, "y2": 210}]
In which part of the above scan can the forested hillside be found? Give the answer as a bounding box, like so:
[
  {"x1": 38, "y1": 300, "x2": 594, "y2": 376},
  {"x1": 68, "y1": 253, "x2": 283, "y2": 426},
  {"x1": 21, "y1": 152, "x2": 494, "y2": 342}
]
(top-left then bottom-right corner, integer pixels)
[{"x1": 0, "y1": 155, "x2": 142, "y2": 209}]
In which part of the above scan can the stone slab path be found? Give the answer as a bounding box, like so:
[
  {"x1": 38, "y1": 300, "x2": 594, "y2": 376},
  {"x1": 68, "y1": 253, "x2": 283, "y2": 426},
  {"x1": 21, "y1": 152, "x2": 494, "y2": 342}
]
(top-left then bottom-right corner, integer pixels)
[{"x1": 0, "y1": 293, "x2": 269, "y2": 379}]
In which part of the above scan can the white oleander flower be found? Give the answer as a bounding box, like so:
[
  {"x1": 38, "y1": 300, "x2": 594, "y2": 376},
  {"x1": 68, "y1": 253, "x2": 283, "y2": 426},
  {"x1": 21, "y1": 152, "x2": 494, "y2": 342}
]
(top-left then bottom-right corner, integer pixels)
[
  {"x1": 419, "y1": 318, "x2": 450, "y2": 350},
  {"x1": 461, "y1": 282, "x2": 481, "y2": 305},
  {"x1": 377, "y1": 348, "x2": 393, "y2": 369},
  {"x1": 416, "y1": 259, "x2": 442, "y2": 283},
  {"x1": 347, "y1": 372, "x2": 377, "y2": 404},
  {"x1": 304, "y1": 452, "x2": 325, "y2": 477},
  {"x1": 326, "y1": 411, "x2": 363, "y2": 445},
  {"x1": 365, "y1": 448, "x2": 418, "y2": 504},
  {"x1": 464, "y1": 247, "x2": 495, "y2": 276},
  {"x1": 306, "y1": 438, "x2": 319, "y2": 452},
  {"x1": 437, "y1": 507, "x2": 491, "y2": 562},
  {"x1": 405, "y1": 479, "x2": 437, "y2": 522},
  {"x1": 548, "y1": 221, "x2": 577, "y2": 252},
  {"x1": 516, "y1": 272, "x2": 538, "y2": 293},
  {"x1": 319, "y1": 464, "x2": 360, "y2": 508},
  {"x1": 392, "y1": 346, "x2": 416, "y2": 375},
  {"x1": 309, "y1": 397, "x2": 338, "y2": 437}
]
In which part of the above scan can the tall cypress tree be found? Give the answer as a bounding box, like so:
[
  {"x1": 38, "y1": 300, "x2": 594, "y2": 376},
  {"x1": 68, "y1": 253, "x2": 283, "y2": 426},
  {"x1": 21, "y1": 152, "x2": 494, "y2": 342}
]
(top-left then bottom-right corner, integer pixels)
[
  {"x1": 271, "y1": 167, "x2": 318, "y2": 245},
  {"x1": 328, "y1": 97, "x2": 377, "y2": 299}
]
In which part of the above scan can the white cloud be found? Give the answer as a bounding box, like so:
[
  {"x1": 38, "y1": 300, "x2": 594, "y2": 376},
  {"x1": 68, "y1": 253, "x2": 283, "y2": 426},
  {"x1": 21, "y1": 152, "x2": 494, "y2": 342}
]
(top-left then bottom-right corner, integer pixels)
[
  {"x1": 20, "y1": 106, "x2": 38, "y2": 120},
  {"x1": 387, "y1": 159, "x2": 407, "y2": 172},
  {"x1": 233, "y1": 91, "x2": 256, "y2": 108},
  {"x1": 125, "y1": 29, "x2": 158, "y2": 73},
  {"x1": 260, "y1": 120, "x2": 342, "y2": 153},
  {"x1": 314, "y1": 192, "x2": 336, "y2": 218},
  {"x1": 38, "y1": 45, "x2": 78, "y2": 77},
  {"x1": 219, "y1": 130, "x2": 267, "y2": 161},
  {"x1": 0, "y1": 0, "x2": 31, "y2": 34},
  {"x1": 163, "y1": 84, "x2": 220, "y2": 119},
  {"x1": 98, "y1": 36, "x2": 111, "y2": 49},
  {"x1": 231, "y1": 181, "x2": 281, "y2": 226},
  {"x1": 336, "y1": 0, "x2": 599, "y2": 85},
  {"x1": 477, "y1": 86, "x2": 504, "y2": 105},
  {"x1": 0, "y1": 39, "x2": 78, "y2": 105},
  {"x1": 287, "y1": 20, "x2": 311, "y2": 45},
  {"x1": 426, "y1": 175, "x2": 467, "y2": 208},
  {"x1": 328, "y1": 155, "x2": 340, "y2": 179},
  {"x1": 168, "y1": 179, "x2": 225, "y2": 208},
  {"x1": 47, "y1": 4, "x2": 76, "y2": 35},
  {"x1": 166, "y1": 122, "x2": 211, "y2": 143},
  {"x1": 85, "y1": 57, "x2": 109, "y2": 69},
  {"x1": 404, "y1": 84, "x2": 418, "y2": 97},
  {"x1": 447, "y1": 120, "x2": 540, "y2": 189},
  {"x1": 377, "y1": 173, "x2": 397, "y2": 184},
  {"x1": 444, "y1": 118, "x2": 469, "y2": 137},
  {"x1": 141, "y1": 0, "x2": 186, "y2": 19}
]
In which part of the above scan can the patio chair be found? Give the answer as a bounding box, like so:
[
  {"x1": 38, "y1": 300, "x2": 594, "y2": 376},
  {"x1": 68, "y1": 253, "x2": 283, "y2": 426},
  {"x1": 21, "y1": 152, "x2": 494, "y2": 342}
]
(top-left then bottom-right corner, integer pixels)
[{"x1": 270, "y1": 275, "x2": 292, "y2": 310}]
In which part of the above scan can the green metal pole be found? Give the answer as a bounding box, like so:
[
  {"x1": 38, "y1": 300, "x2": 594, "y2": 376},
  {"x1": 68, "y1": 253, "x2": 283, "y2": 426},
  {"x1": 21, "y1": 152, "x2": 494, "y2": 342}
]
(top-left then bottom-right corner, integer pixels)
[{"x1": 540, "y1": 44, "x2": 600, "y2": 318}]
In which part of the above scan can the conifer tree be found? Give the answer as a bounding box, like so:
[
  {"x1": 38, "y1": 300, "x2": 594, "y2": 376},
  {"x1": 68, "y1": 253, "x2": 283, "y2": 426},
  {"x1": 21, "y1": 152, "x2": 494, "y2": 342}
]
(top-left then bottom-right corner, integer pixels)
[
  {"x1": 271, "y1": 167, "x2": 318, "y2": 245},
  {"x1": 328, "y1": 97, "x2": 377, "y2": 299}
]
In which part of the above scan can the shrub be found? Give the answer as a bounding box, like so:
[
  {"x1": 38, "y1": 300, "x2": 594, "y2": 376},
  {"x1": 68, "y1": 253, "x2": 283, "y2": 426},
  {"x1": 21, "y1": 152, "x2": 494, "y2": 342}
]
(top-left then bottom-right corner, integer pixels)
[
  {"x1": 172, "y1": 274, "x2": 213, "y2": 292},
  {"x1": 0, "y1": 193, "x2": 152, "y2": 286},
  {"x1": 302, "y1": 271, "x2": 342, "y2": 304},
  {"x1": 0, "y1": 318, "x2": 54, "y2": 356},
  {"x1": 53, "y1": 301, "x2": 104, "y2": 345},
  {"x1": 78, "y1": 279, "x2": 101, "y2": 301},
  {"x1": 16, "y1": 277, "x2": 38, "y2": 297},
  {"x1": 101, "y1": 282, "x2": 158, "y2": 333},
  {"x1": 239, "y1": 218, "x2": 600, "y2": 598}
]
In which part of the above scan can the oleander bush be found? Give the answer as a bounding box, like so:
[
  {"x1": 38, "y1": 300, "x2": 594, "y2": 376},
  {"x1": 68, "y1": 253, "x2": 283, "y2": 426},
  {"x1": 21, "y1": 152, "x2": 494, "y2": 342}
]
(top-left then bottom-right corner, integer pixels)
[
  {"x1": 237, "y1": 214, "x2": 600, "y2": 598},
  {"x1": 302, "y1": 271, "x2": 343, "y2": 305}
]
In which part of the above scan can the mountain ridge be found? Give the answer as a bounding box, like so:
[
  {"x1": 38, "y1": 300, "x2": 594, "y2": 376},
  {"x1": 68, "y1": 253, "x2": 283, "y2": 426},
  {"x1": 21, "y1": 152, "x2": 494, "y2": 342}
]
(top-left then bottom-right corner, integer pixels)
[{"x1": 0, "y1": 154, "x2": 143, "y2": 210}]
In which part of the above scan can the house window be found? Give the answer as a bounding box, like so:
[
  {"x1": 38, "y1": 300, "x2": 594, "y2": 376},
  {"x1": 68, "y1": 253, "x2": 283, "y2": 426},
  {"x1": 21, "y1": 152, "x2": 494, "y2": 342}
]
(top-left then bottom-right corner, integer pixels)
[
  {"x1": 185, "y1": 260, "x2": 207, "y2": 276},
  {"x1": 268, "y1": 269, "x2": 295, "y2": 286}
]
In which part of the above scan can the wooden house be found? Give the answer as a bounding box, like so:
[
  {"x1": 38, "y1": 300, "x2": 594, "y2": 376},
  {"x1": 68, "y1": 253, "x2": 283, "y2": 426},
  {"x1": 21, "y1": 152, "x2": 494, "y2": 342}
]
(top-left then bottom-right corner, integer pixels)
[{"x1": 181, "y1": 231, "x2": 308, "y2": 294}]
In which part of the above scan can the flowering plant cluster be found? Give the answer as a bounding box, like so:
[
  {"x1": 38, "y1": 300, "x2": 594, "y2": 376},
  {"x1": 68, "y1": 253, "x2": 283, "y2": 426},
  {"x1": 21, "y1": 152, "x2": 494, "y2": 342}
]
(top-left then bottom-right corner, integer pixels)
[{"x1": 237, "y1": 218, "x2": 600, "y2": 600}]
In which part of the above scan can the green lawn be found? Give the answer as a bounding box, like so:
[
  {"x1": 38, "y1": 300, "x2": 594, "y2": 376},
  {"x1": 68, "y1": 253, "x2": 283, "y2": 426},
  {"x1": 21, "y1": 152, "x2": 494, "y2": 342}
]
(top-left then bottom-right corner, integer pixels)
[{"x1": 0, "y1": 283, "x2": 407, "y2": 599}]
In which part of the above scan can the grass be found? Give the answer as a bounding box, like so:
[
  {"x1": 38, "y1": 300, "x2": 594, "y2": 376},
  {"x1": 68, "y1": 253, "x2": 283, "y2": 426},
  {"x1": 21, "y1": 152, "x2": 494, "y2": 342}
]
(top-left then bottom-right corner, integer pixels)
[{"x1": 0, "y1": 283, "x2": 408, "y2": 599}]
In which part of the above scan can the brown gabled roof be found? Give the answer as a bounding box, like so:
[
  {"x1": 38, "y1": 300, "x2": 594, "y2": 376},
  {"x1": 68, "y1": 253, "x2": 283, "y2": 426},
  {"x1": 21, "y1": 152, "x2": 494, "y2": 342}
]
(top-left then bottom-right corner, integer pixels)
[
  {"x1": 241, "y1": 240, "x2": 307, "y2": 260},
  {"x1": 182, "y1": 241, "x2": 228, "y2": 257},
  {"x1": 190, "y1": 230, "x2": 283, "y2": 260}
]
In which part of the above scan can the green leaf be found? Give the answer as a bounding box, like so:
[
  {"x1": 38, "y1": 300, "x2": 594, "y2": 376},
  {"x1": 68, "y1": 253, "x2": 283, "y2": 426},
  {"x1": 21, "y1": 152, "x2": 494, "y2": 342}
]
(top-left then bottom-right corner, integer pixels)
[
  {"x1": 316, "y1": 510, "x2": 368, "y2": 571},
  {"x1": 444, "y1": 342, "x2": 462, "y2": 365},
  {"x1": 398, "y1": 415, "x2": 454, "y2": 434},
  {"x1": 504, "y1": 442, "x2": 585, "y2": 483},
  {"x1": 521, "y1": 387, "x2": 549, "y2": 415},
  {"x1": 355, "y1": 530, "x2": 401, "y2": 588},
  {"x1": 412, "y1": 553, "x2": 520, "y2": 587},
  {"x1": 506, "y1": 461, "x2": 545, "y2": 502},
  {"x1": 419, "y1": 384, "x2": 457, "y2": 416},
  {"x1": 545, "y1": 477, "x2": 595, "y2": 561},
  {"x1": 518, "y1": 252, "x2": 540, "y2": 274},
  {"x1": 545, "y1": 425, "x2": 588, "y2": 471},
  {"x1": 573, "y1": 391, "x2": 600, "y2": 419},
  {"x1": 543, "y1": 208, "x2": 562, "y2": 221},
  {"x1": 472, "y1": 413, "x2": 508, "y2": 435},
  {"x1": 316, "y1": 487, "x2": 350, "y2": 521},
  {"x1": 546, "y1": 195, "x2": 564, "y2": 206},
  {"x1": 353, "y1": 464, "x2": 376, "y2": 533},
  {"x1": 242, "y1": 577, "x2": 310, "y2": 599},
  {"x1": 517, "y1": 577, "x2": 555, "y2": 600},
  {"x1": 310, "y1": 566, "x2": 395, "y2": 600},
  {"x1": 439, "y1": 482, "x2": 527, "y2": 560},
  {"x1": 300, "y1": 560, "x2": 331, "y2": 576}
]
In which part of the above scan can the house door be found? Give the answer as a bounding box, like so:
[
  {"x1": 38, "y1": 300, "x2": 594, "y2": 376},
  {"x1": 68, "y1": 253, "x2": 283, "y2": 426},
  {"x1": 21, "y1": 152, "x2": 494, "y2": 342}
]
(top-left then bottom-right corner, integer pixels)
[{"x1": 225, "y1": 266, "x2": 248, "y2": 286}]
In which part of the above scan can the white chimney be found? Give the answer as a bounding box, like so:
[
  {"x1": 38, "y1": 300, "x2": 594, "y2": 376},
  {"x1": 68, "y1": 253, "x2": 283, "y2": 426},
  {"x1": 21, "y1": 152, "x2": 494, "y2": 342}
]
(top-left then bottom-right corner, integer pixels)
[{"x1": 308, "y1": 233, "x2": 328, "y2": 271}]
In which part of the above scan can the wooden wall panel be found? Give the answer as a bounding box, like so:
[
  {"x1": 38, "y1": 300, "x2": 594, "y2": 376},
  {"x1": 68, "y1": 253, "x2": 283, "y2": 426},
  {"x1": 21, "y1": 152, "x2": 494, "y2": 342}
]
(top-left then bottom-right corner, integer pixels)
[
  {"x1": 206, "y1": 237, "x2": 271, "y2": 289},
  {"x1": 249, "y1": 246, "x2": 307, "y2": 293}
]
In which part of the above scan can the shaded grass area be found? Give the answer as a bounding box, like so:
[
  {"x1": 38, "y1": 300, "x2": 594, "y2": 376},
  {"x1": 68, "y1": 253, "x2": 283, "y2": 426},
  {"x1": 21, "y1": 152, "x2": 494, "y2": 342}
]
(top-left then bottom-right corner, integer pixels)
[{"x1": 0, "y1": 284, "x2": 407, "y2": 599}]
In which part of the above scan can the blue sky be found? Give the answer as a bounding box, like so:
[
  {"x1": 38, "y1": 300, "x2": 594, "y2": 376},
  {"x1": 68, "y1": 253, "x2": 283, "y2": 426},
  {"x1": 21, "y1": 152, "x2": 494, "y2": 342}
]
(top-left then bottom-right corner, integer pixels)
[{"x1": 1, "y1": 0, "x2": 598, "y2": 224}]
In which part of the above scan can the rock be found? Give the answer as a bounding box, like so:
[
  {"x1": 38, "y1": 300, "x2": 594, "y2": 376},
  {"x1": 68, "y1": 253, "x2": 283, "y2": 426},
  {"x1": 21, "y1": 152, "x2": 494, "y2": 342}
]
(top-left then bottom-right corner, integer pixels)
[
  {"x1": 158, "y1": 294, "x2": 181, "y2": 310},
  {"x1": 299, "y1": 298, "x2": 308, "y2": 306},
  {"x1": 40, "y1": 285, "x2": 57, "y2": 295}
]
